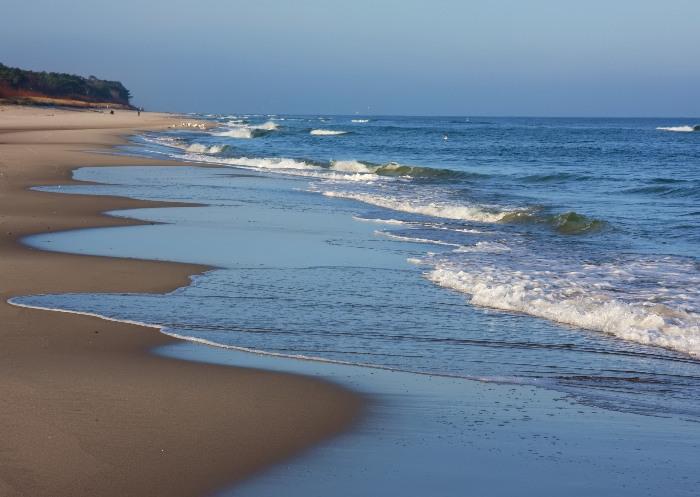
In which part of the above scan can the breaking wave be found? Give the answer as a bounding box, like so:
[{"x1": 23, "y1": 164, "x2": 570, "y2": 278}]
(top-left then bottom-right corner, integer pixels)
[
  {"x1": 185, "y1": 143, "x2": 228, "y2": 154},
  {"x1": 212, "y1": 120, "x2": 279, "y2": 139},
  {"x1": 320, "y1": 190, "x2": 516, "y2": 223},
  {"x1": 502, "y1": 210, "x2": 610, "y2": 235},
  {"x1": 657, "y1": 125, "x2": 700, "y2": 132},
  {"x1": 310, "y1": 129, "x2": 349, "y2": 136},
  {"x1": 421, "y1": 250, "x2": 700, "y2": 358}
]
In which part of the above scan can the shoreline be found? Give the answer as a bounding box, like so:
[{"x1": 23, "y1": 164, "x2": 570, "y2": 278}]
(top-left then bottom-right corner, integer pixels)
[{"x1": 0, "y1": 105, "x2": 364, "y2": 497}]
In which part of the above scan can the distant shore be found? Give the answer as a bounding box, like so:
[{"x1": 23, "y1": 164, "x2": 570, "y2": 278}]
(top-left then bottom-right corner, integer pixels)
[{"x1": 0, "y1": 105, "x2": 364, "y2": 497}]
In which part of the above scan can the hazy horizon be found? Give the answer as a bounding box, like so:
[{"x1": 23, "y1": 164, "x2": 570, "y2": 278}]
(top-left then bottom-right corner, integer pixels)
[{"x1": 3, "y1": 1, "x2": 698, "y2": 117}]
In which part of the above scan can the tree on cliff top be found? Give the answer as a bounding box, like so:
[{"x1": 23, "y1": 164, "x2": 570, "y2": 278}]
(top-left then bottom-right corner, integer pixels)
[{"x1": 0, "y1": 63, "x2": 132, "y2": 106}]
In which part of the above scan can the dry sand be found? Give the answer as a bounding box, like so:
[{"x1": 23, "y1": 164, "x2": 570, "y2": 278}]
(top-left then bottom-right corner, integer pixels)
[{"x1": 0, "y1": 105, "x2": 364, "y2": 497}]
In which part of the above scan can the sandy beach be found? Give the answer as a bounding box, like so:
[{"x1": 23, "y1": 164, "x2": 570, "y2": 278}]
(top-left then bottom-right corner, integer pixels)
[{"x1": 0, "y1": 105, "x2": 364, "y2": 497}]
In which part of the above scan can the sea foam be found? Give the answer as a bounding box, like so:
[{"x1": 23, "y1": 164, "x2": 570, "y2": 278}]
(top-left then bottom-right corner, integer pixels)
[
  {"x1": 321, "y1": 191, "x2": 515, "y2": 223},
  {"x1": 186, "y1": 143, "x2": 225, "y2": 154},
  {"x1": 212, "y1": 120, "x2": 279, "y2": 139},
  {"x1": 329, "y1": 160, "x2": 373, "y2": 174},
  {"x1": 420, "y1": 248, "x2": 700, "y2": 358},
  {"x1": 310, "y1": 129, "x2": 348, "y2": 136},
  {"x1": 657, "y1": 125, "x2": 699, "y2": 132},
  {"x1": 213, "y1": 127, "x2": 253, "y2": 139}
]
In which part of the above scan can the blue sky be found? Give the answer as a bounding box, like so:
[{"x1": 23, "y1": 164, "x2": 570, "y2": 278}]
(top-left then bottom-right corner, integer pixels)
[{"x1": 2, "y1": 0, "x2": 698, "y2": 116}]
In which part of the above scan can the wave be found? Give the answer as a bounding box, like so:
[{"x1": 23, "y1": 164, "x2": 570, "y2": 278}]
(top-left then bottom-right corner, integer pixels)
[
  {"x1": 321, "y1": 190, "x2": 516, "y2": 223},
  {"x1": 185, "y1": 143, "x2": 228, "y2": 154},
  {"x1": 142, "y1": 136, "x2": 230, "y2": 157},
  {"x1": 328, "y1": 160, "x2": 489, "y2": 181},
  {"x1": 657, "y1": 125, "x2": 700, "y2": 132},
  {"x1": 623, "y1": 182, "x2": 700, "y2": 199},
  {"x1": 310, "y1": 129, "x2": 349, "y2": 136},
  {"x1": 166, "y1": 126, "x2": 484, "y2": 182},
  {"x1": 212, "y1": 120, "x2": 279, "y2": 139},
  {"x1": 373, "y1": 162, "x2": 481, "y2": 180},
  {"x1": 502, "y1": 210, "x2": 610, "y2": 235},
  {"x1": 254, "y1": 120, "x2": 279, "y2": 131},
  {"x1": 520, "y1": 172, "x2": 594, "y2": 183},
  {"x1": 170, "y1": 148, "x2": 390, "y2": 183},
  {"x1": 329, "y1": 159, "x2": 373, "y2": 173},
  {"x1": 220, "y1": 156, "x2": 318, "y2": 171},
  {"x1": 418, "y1": 245, "x2": 700, "y2": 359},
  {"x1": 195, "y1": 151, "x2": 485, "y2": 182},
  {"x1": 550, "y1": 211, "x2": 609, "y2": 234},
  {"x1": 463, "y1": 119, "x2": 494, "y2": 125},
  {"x1": 326, "y1": 159, "x2": 469, "y2": 178},
  {"x1": 425, "y1": 264, "x2": 700, "y2": 358},
  {"x1": 213, "y1": 127, "x2": 253, "y2": 139}
]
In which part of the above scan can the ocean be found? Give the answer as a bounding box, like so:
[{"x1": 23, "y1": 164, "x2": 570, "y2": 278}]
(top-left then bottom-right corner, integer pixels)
[{"x1": 10, "y1": 115, "x2": 700, "y2": 493}]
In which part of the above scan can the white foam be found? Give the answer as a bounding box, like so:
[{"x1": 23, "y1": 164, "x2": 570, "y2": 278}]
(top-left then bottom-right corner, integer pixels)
[
  {"x1": 213, "y1": 127, "x2": 253, "y2": 139},
  {"x1": 377, "y1": 162, "x2": 408, "y2": 173},
  {"x1": 185, "y1": 143, "x2": 224, "y2": 154},
  {"x1": 329, "y1": 160, "x2": 373, "y2": 174},
  {"x1": 255, "y1": 120, "x2": 279, "y2": 131},
  {"x1": 454, "y1": 241, "x2": 511, "y2": 253},
  {"x1": 353, "y1": 216, "x2": 407, "y2": 225},
  {"x1": 375, "y1": 230, "x2": 462, "y2": 247},
  {"x1": 171, "y1": 149, "x2": 387, "y2": 185},
  {"x1": 656, "y1": 126, "x2": 696, "y2": 132},
  {"x1": 211, "y1": 120, "x2": 278, "y2": 139},
  {"x1": 224, "y1": 156, "x2": 316, "y2": 171},
  {"x1": 172, "y1": 149, "x2": 320, "y2": 173},
  {"x1": 310, "y1": 129, "x2": 348, "y2": 136},
  {"x1": 424, "y1": 262, "x2": 700, "y2": 358},
  {"x1": 321, "y1": 191, "x2": 512, "y2": 223}
]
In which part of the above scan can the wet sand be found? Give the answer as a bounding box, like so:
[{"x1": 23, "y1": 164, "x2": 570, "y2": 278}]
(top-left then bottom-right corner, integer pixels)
[{"x1": 0, "y1": 105, "x2": 364, "y2": 497}]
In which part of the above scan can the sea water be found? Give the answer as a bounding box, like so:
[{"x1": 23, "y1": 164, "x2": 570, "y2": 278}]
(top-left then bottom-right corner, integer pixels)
[{"x1": 9, "y1": 116, "x2": 700, "y2": 493}]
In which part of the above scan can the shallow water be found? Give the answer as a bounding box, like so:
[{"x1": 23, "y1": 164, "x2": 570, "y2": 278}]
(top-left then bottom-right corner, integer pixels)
[
  {"x1": 156, "y1": 343, "x2": 698, "y2": 497},
  {"x1": 16, "y1": 161, "x2": 700, "y2": 422}
]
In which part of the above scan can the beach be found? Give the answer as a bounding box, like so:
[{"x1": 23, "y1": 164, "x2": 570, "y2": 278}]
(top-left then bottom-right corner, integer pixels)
[
  {"x1": 2, "y1": 107, "x2": 699, "y2": 496},
  {"x1": 0, "y1": 105, "x2": 364, "y2": 497}
]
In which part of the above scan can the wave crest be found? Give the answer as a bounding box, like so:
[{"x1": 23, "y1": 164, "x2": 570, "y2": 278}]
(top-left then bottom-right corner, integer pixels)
[
  {"x1": 321, "y1": 191, "x2": 514, "y2": 223},
  {"x1": 212, "y1": 120, "x2": 279, "y2": 139},
  {"x1": 657, "y1": 125, "x2": 700, "y2": 132},
  {"x1": 501, "y1": 210, "x2": 609, "y2": 235},
  {"x1": 186, "y1": 143, "x2": 228, "y2": 154},
  {"x1": 310, "y1": 129, "x2": 349, "y2": 136},
  {"x1": 329, "y1": 160, "x2": 372, "y2": 173},
  {"x1": 424, "y1": 264, "x2": 700, "y2": 358},
  {"x1": 551, "y1": 211, "x2": 609, "y2": 234}
]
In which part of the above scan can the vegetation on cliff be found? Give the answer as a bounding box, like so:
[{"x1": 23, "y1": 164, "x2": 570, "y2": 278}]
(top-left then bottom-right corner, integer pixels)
[{"x1": 0, "y1": 63, "x2": 133, "y2": 108}]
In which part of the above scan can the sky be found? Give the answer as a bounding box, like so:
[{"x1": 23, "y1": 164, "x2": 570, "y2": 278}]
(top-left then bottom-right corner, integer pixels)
[{"x1": 2, "y1": 0, "x2": 698, "y2": 116}]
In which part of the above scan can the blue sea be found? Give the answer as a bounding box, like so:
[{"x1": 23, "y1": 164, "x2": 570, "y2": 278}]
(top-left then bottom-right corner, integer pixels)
[{"x1": 10, "y1": 115, "x2": 700, "y2": 494}]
